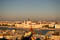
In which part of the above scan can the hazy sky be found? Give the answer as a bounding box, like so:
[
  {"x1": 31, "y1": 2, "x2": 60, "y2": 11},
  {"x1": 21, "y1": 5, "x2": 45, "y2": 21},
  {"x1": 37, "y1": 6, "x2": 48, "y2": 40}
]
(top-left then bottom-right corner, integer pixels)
[{"x1": 0, "y1": 0, "x2": 60, "y2": 20}]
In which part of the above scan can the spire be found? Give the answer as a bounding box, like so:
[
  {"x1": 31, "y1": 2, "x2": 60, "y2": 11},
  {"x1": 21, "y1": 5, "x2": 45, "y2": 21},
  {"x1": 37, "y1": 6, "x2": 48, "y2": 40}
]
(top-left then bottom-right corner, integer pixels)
[{"x1": 28, "y1": 18, "x2": 30, "y2": 21}]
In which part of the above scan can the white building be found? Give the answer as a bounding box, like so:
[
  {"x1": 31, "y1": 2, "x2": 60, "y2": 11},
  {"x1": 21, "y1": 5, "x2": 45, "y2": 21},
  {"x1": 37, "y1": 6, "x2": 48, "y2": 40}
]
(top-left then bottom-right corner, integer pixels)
[
  {"x1": 55, "y1": 24, "x2": 60, "y2": 28},
  {"x1": 15, "y1": 23, "x2": 24, "y2": 28}
]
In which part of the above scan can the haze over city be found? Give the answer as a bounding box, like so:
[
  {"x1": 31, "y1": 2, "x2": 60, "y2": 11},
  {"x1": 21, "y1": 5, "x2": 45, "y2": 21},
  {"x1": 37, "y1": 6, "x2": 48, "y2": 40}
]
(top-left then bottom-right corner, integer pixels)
[
  {"x1": 0, "y1": 0, "x2": 60, "y2": 40},
  {"x1": 0, "y1": 0, "x2": 60, "y2": 21}
]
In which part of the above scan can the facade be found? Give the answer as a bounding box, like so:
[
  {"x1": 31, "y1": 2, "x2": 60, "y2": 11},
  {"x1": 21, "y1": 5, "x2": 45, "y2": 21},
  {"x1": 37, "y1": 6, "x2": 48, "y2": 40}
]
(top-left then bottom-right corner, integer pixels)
[
  {"x1": 15, "y1": 21, "x2": 55, "y2": 28},
  {"x1": 55, "y1": 24, "x2": 60, "y2": 28}
]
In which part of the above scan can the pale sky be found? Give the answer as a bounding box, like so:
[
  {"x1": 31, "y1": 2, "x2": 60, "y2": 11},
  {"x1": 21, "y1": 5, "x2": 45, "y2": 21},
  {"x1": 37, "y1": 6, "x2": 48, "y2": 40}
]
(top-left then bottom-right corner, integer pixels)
[{"x1": 0, "y1": 0, "x2": 60, "y2": 20}]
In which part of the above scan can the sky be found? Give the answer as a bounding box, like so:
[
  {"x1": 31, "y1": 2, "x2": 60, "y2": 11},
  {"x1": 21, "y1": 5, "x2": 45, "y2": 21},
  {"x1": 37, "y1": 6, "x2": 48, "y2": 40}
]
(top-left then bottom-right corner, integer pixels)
[{"x1": 0, "y1": 0, "x2": 60, "y2": 21}]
